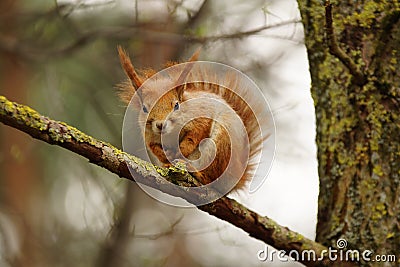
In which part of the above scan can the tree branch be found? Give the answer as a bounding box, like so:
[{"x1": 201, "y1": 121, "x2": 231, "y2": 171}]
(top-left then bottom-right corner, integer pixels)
[
  {"x1": 188, "y1": 19, "x2": 301, "y2": 43},
  {"x1": 0, "y1": 19, "x2": 301, "y2": 61},
  {"x1": 0, "y1": 95, "x2": 355, "y2": 267},
  {"x1": 324, "y1": 1, "x2": 366, "y2": 86}
]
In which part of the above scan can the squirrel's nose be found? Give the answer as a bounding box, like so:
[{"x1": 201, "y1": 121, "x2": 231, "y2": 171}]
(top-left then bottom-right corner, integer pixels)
[{"x1": 156, "y1": 122, "x2": 163, "y2": 130}]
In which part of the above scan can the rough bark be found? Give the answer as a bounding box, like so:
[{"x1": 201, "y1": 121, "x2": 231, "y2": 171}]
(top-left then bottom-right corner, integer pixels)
[
  {"x1": 0, "y1": 95, "x2": 356, "y2": 267},
  {"x1": 297, "y1": 0, "x2": 400, "y2": 265}
]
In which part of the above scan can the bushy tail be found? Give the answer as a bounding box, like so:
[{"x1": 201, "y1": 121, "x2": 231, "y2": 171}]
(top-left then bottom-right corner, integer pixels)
[{"x1": 185, "y1": 70, "x2": 269, "y2": 190}]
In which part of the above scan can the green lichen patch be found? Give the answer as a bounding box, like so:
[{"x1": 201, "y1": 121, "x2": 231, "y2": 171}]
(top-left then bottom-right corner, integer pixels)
[
  {"x1": 343, "y1": 1, "x2": 385, "y2": 28},
  {"x1": 155, "y1": 165, "x2": 169, "y2": 177},
  {"x1": 66, "y1": 124, "x2": 99, "y2": 146},
  {"x1": 371, "y1": 202, "x2": 387, "y2": 221},
  {"x1": 0, "y1": 96, "x2": 48, "y2": 131}
]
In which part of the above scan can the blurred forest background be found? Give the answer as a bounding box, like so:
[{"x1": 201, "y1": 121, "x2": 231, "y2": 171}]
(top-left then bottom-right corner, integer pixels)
[{"x1": 0, "y1": 0, "x2": 318, "y2": 266}]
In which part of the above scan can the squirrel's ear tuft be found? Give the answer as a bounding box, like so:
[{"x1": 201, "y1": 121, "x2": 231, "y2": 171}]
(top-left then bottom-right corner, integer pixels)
[
  {"x1": 175, "y1": 84, "x2": 186, "y2": 101},
  {"x1": 188, "y1": 47, "x2": 201, "y2": 62},
  {"x1": 115, "y1": 81, "x2": 135, "y2": 104},
  {"x1": 117, "y1": 46, "x2": 143, "y2": 90},
  {"x1": 175, "y1": 47, "x2": 201, "y2": 98}
]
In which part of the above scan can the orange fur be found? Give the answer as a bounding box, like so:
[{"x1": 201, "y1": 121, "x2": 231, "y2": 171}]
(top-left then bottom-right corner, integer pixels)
[{"x1": 117, "y1": 47, "x2": 267, "y2": 192}]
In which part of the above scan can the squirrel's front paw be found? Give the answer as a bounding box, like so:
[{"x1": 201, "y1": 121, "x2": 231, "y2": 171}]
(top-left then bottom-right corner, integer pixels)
[
  {"x1": 162, "y1": 157, "x2": 187, "y2": 169},
  {"x1": 168, "y1": 159, "x2": 206, "y2": 187},
  {"x1": 171, "y1": 159, "x2": 189, "y2": 171}
]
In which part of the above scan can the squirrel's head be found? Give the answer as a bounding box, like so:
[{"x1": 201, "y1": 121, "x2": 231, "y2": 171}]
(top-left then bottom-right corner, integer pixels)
[
  {"x1": 117, "y1": 46, "x2": 199, "y2": 136},
  {"x1": 139, "y1": 83, "x2": 184, "y2": 135}
]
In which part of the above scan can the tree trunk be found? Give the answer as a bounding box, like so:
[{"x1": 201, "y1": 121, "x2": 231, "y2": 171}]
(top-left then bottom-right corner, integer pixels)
[{"x1": 298, "y1": 0, "x2": 400, "y2": 264}]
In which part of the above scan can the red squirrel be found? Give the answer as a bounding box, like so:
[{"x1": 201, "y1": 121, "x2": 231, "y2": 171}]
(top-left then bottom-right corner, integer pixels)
[{"x1": 117, "y1": 46, "x2": 266, "y2": 192}]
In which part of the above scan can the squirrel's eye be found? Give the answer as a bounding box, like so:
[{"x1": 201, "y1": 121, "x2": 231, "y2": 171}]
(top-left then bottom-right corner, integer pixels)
[
  {"x1": 142, "y1": 105, "x2": 148, "y2": 113},
  {"x1": 173, "y1": 102, "x2": 179, "y2": 111}
]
